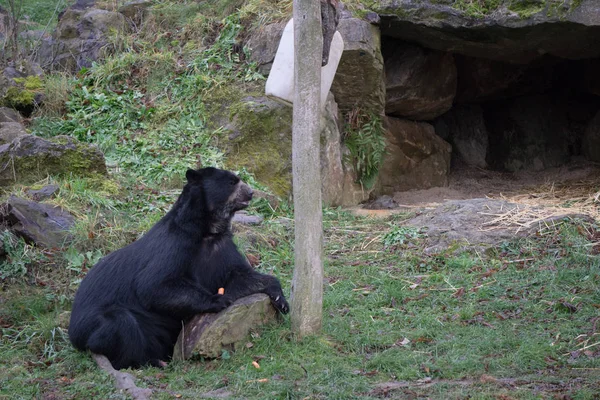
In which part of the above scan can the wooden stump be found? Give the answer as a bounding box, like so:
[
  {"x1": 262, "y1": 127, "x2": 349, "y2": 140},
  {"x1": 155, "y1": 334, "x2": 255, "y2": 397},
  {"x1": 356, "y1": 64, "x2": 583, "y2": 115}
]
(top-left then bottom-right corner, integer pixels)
[{"x1": 173, "y1": 294, "x2": 279, "y2": 360}]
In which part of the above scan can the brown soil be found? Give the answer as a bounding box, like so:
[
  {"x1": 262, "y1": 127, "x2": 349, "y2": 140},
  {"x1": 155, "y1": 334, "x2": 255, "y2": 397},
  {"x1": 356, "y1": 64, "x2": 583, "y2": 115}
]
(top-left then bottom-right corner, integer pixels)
[
  {"x1": 355, "y1": 160, "x2": 600, "y2": 251},
  {"x1": 392, "y1": 159, "x2": 600, "y2": 208}
]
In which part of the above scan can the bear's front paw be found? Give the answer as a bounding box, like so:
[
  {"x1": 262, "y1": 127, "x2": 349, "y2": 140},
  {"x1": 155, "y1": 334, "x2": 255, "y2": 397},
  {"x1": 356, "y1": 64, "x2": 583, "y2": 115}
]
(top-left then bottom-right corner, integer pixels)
[
  {"x1": 207, "y1": 294, "x2": 232, "y2": 313},
  {"x1": 270, "y1": 294, "x2": 289, "y2": 314}
]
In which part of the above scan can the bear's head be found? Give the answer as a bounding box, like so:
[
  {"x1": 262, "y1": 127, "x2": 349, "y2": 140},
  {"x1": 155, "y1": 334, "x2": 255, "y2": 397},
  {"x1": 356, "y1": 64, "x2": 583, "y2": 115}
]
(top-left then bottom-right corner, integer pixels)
[{"x1": 183, "y1": 167, "x2": 253, "y2": 233}]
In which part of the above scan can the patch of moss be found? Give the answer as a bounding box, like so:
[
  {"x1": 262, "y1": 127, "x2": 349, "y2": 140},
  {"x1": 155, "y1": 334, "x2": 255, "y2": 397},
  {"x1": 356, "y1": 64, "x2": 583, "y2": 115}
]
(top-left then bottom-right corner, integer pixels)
[
  {"x1": 508, "y1": 0, "x2": 546, "y2": 18},
  {"x1": 3, "y1": 76, "x2": 44, "y2": 117},
  {"x1": 3, "y1": 87, "x2": 35, "y2": 113},
  {"x1": 85, "y1": 175, "x2": 121, "y2": 195},
  {"x1": 0, "y1": 136, "x2": 107, "y2": 185},
  {"x1": 452, "y1": 0, "x2": 503, "y2": 18},
  {"x1": 14, "y1": 76, "x2": 43, "y2": 91},
  {"x1": 223, "y1": 95, "x2": 293, "y2": 197}
]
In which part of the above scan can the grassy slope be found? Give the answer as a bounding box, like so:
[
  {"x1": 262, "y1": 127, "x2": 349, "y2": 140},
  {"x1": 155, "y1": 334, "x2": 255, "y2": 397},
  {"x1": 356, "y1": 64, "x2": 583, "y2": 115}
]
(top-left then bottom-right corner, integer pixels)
[{"x1": 1, "y1": 0, "x2": 599, "y2": 399}]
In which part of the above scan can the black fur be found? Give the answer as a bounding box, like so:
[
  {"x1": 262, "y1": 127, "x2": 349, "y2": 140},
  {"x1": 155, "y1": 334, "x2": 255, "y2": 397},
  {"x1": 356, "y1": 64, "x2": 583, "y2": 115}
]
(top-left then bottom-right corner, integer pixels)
[{"x1": 69, "y1": 167, "x2": 289, "y2": 370}]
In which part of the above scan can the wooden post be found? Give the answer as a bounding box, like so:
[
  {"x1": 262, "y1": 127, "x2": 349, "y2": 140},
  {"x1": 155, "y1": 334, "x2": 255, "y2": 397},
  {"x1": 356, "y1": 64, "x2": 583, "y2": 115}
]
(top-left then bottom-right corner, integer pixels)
[{"x1": 289, "y1": 0, "x2": 324, "y2": 337}]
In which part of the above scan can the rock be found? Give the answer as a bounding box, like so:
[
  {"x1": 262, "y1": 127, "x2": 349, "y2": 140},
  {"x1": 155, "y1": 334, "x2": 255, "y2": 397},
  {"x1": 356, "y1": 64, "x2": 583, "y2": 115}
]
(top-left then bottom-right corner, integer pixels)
[
  {"x1": 221, "y1": 91, "x2": 368, "y2": 206},
  {"x1": 1, "y1": 73, "x2": 44, "y2": 117},
  {"x1": 1, "y1": 195, "x2": 75, "y2": 248},
  {"x1": 403, "y1": 198, "x2": 594, "y2": 253},
  {"x1": 365, "y1": 12, "x2": 380, "y2": 25},
  {"x1": 0, "y1": 135, "x2": 107, "y2": 185},
  {"x1": 252, "y1": 189, "x2": 280, "y2": 210},
  {"x1": 455, "y1": 56, "x2": 527, "y2": 103},
  {"x1": 364, "y1": 195, "x2": 398, "y2": 210},
  {"x1": 70, "y1": 0, "x2": 97, "y2": 10},
  {"x1": 376, "y1": 0, "x2": 600, "y2": 64},
  {"x1": 224, "y1": 96, "x2": 293, "y2": 197},
  {"x1": 438, "y1": 104, "x2": 488, "y2": 168},
  {"x1": 118, "y1": 0, "x2": 152, "y2": 25},
  {"x1": 51, "y1": 7, "x2": 126, "y2": 72},
  {"x1": 4, "y1": 60, "x2": 44, "y2": 78},
  {"x1": 252, "y1": 189, "x2": 281, "y2": 211},
  {"x1": 173, "y1": 294, "x2": 279, "y2": 360},
  {"x1": 0, "y1": 122, "x2": 28, "y2": 145},
  {"x1": 320, "y1": 93, "x2": 345, "y2": 206},
  {"x1": 319, "y1": 93, "x2": 370, "y2": 206},
  {"x1": 246, "y1": 22, "x2": 286, "y2": 76},
  {"x1": 25, "y1": 184, "x2": 60, "y2": 201},
  {"x1": 374, "y1": 117, "x2": 451, "y2": 195},
  {"x1": 232, "y1": 211, "x2": 263, "y2": 226},
  {"x1": 330, "y1": 18, "x2": 385, "y2": 114},
  {"x1": 484, "y1": 95, "x2": 571, "y2": 171},
  {"x1": 583, "y1": 110, "x2": 600, "y2": 162},
  {"x1": 58, "y1": 311, "x2": 71, "y2": 329},
  {"x1": 0, "y1": 107, "x2": 21, "y2": 123},
  {"x1": 384, "y1": 41, "x2": 456, "y2": 120}
]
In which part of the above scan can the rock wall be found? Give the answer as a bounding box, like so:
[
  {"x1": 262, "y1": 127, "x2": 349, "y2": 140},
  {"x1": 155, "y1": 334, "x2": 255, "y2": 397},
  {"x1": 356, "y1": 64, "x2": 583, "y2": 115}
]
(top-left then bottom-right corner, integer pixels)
[{"x1": 245, "y1": 0, "x2": 600, "y2": 200}]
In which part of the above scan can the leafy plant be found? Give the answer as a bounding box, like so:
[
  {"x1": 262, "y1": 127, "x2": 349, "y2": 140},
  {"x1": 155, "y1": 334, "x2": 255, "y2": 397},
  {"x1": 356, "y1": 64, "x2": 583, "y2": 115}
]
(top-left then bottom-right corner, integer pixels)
[
  {"x1": 343, "y1": 109, "x2": 386, "y2": 189},
  {"x1": 64, "y1": 248, "x2": 104, "y2": 273},
  {"x1": 0, "y1": 231, "x2": 43, "y2": 280},
  {"x1": 382, "y1": 225, "x2": 425, "y2": 248}
]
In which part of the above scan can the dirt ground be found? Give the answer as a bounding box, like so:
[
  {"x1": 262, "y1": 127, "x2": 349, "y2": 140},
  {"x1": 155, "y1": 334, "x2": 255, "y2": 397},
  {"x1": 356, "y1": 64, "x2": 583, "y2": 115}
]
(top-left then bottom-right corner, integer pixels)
[
  {"x1": 357, "y1": 159, "x2": 600, "y2": 251},
  {"x1": 392, "y1": 158, "x2": 600, "y2": 208}
]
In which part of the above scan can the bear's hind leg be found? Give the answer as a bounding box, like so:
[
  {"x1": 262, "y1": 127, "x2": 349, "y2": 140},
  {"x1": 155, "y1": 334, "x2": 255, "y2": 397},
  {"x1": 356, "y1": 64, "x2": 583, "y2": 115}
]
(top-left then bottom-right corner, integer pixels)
[{"x1": 85, "y1": 308, "x2": 149, "y2": 370}]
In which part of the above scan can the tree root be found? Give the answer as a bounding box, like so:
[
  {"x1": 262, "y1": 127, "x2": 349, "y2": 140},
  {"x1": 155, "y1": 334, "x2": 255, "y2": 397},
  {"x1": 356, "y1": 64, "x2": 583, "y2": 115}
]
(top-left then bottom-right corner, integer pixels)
[{"x1": 92, "y1": 354, "x2": 153, "y2": 400}]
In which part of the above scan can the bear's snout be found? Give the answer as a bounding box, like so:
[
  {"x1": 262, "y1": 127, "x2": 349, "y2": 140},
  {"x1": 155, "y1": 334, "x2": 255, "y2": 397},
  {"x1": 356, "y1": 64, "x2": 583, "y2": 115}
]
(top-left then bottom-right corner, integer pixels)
[{"x1": 235, "y1": 182, "x2": 253, "y2": 209}]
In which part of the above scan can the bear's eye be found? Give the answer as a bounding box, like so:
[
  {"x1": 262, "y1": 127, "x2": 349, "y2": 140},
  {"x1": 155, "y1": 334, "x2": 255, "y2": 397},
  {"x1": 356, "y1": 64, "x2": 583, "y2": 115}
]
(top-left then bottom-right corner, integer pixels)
[{"x1": 230, "y1": 178, "x2": 239, "y2": 186}]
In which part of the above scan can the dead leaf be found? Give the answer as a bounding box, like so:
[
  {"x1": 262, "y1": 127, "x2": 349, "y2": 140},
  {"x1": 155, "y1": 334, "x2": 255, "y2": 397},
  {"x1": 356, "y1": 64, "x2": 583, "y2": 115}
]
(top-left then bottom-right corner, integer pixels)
[
  {"x1": 245, "y1": 378, "x2": 268, "y2": 383},
  {"x1": 251, "y1": 361, "x2": 260, "y2": 369},
  {"x1": 452, "y1": 287, "x2": 465, "y2": 298}
]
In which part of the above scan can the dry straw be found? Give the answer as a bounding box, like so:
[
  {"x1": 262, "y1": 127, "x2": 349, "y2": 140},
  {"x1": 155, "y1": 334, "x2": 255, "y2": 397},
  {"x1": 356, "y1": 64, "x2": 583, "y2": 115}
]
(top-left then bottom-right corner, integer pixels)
[{"x1": 479, "y1": 178, "x2": 600, "y2": 233}]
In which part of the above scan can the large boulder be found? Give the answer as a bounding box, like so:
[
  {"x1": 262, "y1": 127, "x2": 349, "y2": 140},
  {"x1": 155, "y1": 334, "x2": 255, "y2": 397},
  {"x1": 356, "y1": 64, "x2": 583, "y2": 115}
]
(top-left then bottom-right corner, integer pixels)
[
  {"x1": 374, "y1": 117, "x2": 451, "y2": 195},
  {"x1": 0, "y1": 107, "x2": 21, "y2": 123},
  {"x1": 246, "y1": 22, "x2": 287, "y2": 76},
  {"x1": 583, "y1": 110, "x2": 600, "y2": 162},
  {"x1": 330, "y1": 18, "x2": 385, "y2": 114},
  {"x1": 454, "y1": 55, "x2": 528, "y2": 103},
  {"x1": 436, "y1": 104, "x2": 488, "y2": 168},
  {"x1": 224, "y1": 96, "x2": 293, "y2": 197},
  {"x1": 48, "y1": 5, "x2": 126, "y2": 72},
  {"x1": 384, "y1": 41, "x2": 456, "y2": 120},
  {"x1": 1, "y1": 195, "x2": 75, "y2": 249},
  {"x1": 0, "y1": 122, "x2": 28, "y2": 145},
  {"x1": 223, "y1": 93, "x2": 368, "y2": 206},
  {"x1": 0, "y1": 134, "x2": 107, "y2": 185},
  {"x1": 173, "y1": 294, "x2": 279, "y2": 360},
  {"x1": 375, "y1": 0, "x2": 600, "y2": 64}
]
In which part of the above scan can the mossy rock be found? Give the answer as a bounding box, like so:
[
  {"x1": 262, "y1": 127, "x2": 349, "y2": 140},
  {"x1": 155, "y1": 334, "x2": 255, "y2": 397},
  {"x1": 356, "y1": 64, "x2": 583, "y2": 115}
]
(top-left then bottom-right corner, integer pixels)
[
  {"x1": 0, "y1": 135, "x2": 107, "y2": 186},
  {"x1": 2, "y1": 76, "x2": 44, "y2": 117},
  {"x1": 223, "y1": 96, "x2": 293, "y2": 197}
]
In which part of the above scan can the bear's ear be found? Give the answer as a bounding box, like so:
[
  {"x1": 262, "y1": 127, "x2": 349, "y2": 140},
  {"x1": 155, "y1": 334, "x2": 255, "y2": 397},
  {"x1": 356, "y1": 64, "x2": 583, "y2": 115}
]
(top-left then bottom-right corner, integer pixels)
[{"x1": 186, "y1": 168, "x2": 203, "y2": 183}]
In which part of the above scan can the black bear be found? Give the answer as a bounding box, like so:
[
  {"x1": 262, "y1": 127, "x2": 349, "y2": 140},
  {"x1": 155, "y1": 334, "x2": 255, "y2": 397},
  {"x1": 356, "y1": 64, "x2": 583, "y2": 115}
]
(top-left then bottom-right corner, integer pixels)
[{"x1": 69, "y1": 167, "x2": 289, "y2": 369}]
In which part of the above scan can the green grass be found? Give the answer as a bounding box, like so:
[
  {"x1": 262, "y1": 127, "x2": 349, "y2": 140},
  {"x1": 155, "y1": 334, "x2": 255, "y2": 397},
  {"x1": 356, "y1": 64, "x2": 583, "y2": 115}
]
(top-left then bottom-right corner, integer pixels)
[
  {"x1": 1, "y1": 200, "x2": 599, "y2": 399},
  {"x1": 1, "y1": 0, "x2": 599, "y2": 398},
  {"x1": 0, "y1": 0, "x2": 73, "y2": 29}
]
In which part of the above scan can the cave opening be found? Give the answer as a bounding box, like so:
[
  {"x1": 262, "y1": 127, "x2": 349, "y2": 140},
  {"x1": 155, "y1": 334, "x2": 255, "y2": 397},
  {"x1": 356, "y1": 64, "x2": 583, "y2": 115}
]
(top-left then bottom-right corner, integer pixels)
[{"x1": 378, "y1": 35, "x2": 600, "y2": 204}]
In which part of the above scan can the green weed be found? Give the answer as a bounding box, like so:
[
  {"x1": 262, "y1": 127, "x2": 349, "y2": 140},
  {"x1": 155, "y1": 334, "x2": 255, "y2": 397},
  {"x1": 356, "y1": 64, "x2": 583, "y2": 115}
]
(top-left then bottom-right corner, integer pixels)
[{"x1": 344, "y1": 110, "x2": 386, "y2": 189}]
